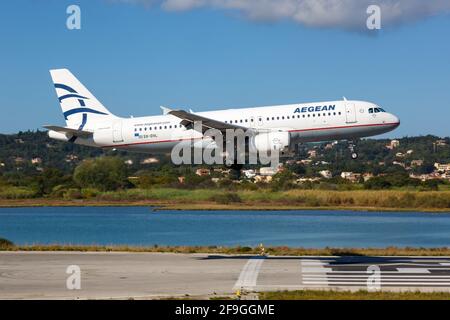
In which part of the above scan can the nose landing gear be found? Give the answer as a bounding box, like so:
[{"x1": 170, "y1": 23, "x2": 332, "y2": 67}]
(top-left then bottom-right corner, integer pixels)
[{"x1": 348, "y1": 141, "x2": 358, "y2": 160}]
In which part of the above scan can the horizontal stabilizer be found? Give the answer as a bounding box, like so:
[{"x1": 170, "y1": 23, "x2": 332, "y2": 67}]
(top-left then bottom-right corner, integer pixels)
[{"x1": 43, "y1": 125, "x2": 93, "y2": 137}]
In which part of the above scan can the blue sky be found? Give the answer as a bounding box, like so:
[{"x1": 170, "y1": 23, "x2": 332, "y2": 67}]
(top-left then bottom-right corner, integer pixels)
[{"x1": 0, "y1": 0, "x2": 449, "y2": 138}]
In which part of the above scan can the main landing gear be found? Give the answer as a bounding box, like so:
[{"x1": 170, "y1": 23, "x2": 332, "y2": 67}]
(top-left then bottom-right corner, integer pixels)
[{"x1": 348, "y1": 141, "x2": 358, "y2": 160}]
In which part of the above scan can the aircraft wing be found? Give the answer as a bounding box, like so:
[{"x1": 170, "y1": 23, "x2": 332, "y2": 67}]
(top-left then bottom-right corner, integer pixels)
[
  {"x1": 168, "y1": 109, "x2": 248, "y2": 134},
  {"x1": 43, "y1": 125, "x2": 93, "y2": 137}
]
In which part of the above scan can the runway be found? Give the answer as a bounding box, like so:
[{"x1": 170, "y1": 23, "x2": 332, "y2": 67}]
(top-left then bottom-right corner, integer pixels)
[{"x1": 1, "y1": 252, "x2": 450, "y2": 299}]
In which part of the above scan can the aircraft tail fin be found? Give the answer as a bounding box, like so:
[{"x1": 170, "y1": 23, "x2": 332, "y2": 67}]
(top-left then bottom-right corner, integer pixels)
[{"x1": 49, "y1": 68, "x2": 118, "y2": 129}]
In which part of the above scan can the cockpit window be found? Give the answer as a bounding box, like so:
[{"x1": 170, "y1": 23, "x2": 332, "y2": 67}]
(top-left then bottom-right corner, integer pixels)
[
  {"x1": 374, "y1": 108, "x2": 380, "y2": 113},
  {"x1": 368, "y1": 108, "x2": 374, "y2": 114},
  {"x1": 379, "y1": 108, "x2": 386, "y2": 112}
]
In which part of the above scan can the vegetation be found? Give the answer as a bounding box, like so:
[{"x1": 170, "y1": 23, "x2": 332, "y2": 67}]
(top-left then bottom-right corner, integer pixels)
[
  {"x1": 0, "y1": 188, "x2": 449, "y2": 211},
  {"x1": 0, "y1": 238, "x2": 14, "y2": 249},
  {"x1": 73, "y1": 156, "x2": 130, "y2": 191},
  {"x1": 0, "y1": 131, "x2": 449, "y2": 211},
  {"x1": 259, "y1": 290, "x2": 450, "y2": 300},
  {"x1": 2, "y1": 244, "x2": 450, "y2": 256}
]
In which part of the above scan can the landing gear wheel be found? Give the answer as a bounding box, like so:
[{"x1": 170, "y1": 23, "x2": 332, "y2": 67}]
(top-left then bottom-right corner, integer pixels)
[{"x1": 347, "y1": 141, "x2": 358, "y2": 160}]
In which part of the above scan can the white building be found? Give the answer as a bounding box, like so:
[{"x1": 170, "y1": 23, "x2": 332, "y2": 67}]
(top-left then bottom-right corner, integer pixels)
[{"x1": 319, "y1": 170, "x2": 332, "y2": 179}]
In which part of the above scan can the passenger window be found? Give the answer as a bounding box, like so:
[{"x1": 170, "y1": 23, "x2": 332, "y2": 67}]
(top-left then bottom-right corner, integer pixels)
[
  {"x1": 272, "y1": 117, "x2": 275, "y2": 120},
  {"x1": 338, "y1": 112, "x2": 341, "y2": 115}
]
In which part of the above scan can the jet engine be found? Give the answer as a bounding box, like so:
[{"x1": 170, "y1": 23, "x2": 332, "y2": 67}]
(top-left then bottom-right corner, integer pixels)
[{"x1": 252, "y1": 131, "x2": 291, "y2": 153}]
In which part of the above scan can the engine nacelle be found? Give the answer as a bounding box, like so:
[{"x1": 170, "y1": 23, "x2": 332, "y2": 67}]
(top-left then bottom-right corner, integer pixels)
[
  {"x1": 48, "y1": 130, "x2": 69, "y2": 142},
  {"x1": 252, "y1": 131, "x2": 291, "y2": 153}
]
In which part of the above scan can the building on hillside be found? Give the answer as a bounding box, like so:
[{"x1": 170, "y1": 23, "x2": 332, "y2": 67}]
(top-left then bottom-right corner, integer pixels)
[
  {"x1": 393, "y1": 161, "x2": 406, "y2": 168},
  {"x1": 340, "y1": 172, "x2": 362, "y2": 183},
  {"x1": 141, "y1": 157, "x2": 159, "y2": 164},
  {"x1": 195, "y1": 168, "x2": 211, "y2": 176},
  {"x1": 124, "y1": 159, "x2": 134, "y2": 165},
  {"x1": 434, "y1": 163, "x2": 450, "y2": 172},
  {"x1": 436, "y1": 139, "x2": 448, "y2": 146},
  {"x1": 259, "y1": 167, "x2": 279, "y2": 176},
  {"x1": 296, "y1": 177, "x2": 321, "y2": 183},
  {"x1": 319, "y1": 170, "x2": 332, "y2": 179},
  {"x1": 14, "y1": 157, "x2": 24, "y2": 164},
  {"x1": 386, "y1": 139, "x2": 400, "y2": 150},
  {"x1": 308, "y1": 150, "x2": 318, "y2": 158},
  {"x1": 298, "y1": 159, "x2": 312, "y2": 165},
  {"x1": 65, "y1": 154, "x2": 78, "y2": 162},
  {"x1": 242, "y1": 169, "x2": 256, "y2": 179},
  {"x1": 411, "y1": 160, "x2": 424, "y2": 167},
  {"x1": 362, "y1": 173, "x2": 374, "y2": 182},
  {"x1": 31, "y1": 157, "x2": 42, "y2": 165},
  {"x1": 254, "y1": 175, "x2": 273, "y2": 183}
]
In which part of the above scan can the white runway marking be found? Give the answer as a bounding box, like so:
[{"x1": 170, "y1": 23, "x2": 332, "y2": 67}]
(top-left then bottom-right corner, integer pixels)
[
  {"x1": 396, "y1": 268, "x2": 430, "y2": 273},
  {"x1": 300, "y1": 259, "x2": 329, "y2": 287},
  {"x1": 297, "y1": 258, "x2": 450, "y2": 289},
  {"x1": 233, "y1": 256, "x2": 265, "y2": 290}
]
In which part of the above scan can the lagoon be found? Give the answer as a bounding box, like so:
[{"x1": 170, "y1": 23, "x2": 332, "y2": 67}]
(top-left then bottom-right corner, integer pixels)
[{"x1": 0, "y1": 207, "x2": 449, "y2": 248}]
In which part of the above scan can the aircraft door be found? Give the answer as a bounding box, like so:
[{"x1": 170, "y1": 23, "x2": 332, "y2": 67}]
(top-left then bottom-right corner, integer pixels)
[
  {"x1": 112, "y1": 120, "x2": 124, "y2": 143},
  {"x1": 345, "y1": 103, "x2": 357, "y2": 123}
]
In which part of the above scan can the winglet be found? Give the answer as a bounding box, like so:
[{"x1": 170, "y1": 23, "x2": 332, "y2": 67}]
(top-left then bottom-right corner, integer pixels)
[{"x1": 160, "y1": 106, "x2": 172, "y2": 115}]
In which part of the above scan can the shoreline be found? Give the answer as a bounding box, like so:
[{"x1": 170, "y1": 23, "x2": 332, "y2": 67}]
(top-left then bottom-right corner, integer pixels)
[
  {"x1": 0, "y1": 199, "x2": 449, "y2": 213},
  {"x1": 2, "y1": 245, "x2": 450, "y2": 256}
]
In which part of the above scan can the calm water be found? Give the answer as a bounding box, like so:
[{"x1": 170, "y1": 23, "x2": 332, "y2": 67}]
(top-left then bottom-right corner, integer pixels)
[{"x1": 0, "y1": 207, "x2": 449, "y2": 248}]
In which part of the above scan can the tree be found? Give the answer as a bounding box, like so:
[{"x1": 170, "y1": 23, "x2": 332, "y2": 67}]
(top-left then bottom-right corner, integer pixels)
[{"x1": 73, "y1": 157, "x2": 129, "y2": 191}]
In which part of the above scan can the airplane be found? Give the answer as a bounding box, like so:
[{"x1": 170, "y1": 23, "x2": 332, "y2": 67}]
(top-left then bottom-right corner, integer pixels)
[{"x1": 45, "y1": 69, "x2": 400, "y2": 164}]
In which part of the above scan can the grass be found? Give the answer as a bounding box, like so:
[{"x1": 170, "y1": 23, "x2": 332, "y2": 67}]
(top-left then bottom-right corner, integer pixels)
[
  {"x1": 2, "y1": 244, "x2": 450, "y2": 256},
  {"x1": 259, "y1": 290, "x2": 450, "y2": 300},
  {"x1": 0, "y1": 238, "x2": 14, "y2": 249},
  {"x1": 0, "y1": 188, "x2": 449, "y2": 212}
]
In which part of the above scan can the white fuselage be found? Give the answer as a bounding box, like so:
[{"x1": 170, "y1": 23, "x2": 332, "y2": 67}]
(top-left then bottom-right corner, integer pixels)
[{"x1": 62, "y1": 100, "x2": 400, "y2": 153}]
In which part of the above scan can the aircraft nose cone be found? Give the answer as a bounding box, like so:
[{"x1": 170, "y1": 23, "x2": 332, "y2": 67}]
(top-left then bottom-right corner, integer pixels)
[{"x1": 390, "y1": 114, "x2": 400, "y2": 128}]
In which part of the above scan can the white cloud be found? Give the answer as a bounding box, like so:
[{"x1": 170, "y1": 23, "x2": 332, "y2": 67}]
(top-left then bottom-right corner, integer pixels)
[{"x1": 115, "y1": 0, "x2": 450, "y2": 31}]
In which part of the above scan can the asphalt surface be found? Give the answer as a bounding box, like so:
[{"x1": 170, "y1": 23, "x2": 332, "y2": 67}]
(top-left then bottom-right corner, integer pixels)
[{"x1": 1, "y1": 252, "x2": 450, "y2": 299}]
